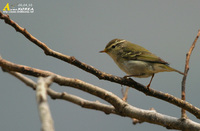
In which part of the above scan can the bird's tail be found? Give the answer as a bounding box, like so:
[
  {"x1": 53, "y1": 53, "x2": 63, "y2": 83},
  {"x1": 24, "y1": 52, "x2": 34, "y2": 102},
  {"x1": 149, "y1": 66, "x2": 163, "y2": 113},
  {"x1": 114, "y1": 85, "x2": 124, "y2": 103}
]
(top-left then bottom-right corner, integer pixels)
[
  {"x1": 170, "y1": 67, "x2": 184, "y2": 75},
  {"x1": 154, "y1": 64, "x2": 184, "y2": 75}
]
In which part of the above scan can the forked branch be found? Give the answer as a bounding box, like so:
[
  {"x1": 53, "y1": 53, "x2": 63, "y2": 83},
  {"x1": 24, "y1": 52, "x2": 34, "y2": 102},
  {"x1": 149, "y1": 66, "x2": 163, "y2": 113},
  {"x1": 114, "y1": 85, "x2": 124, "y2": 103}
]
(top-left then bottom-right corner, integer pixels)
[{"x1": 181, "y1": 30, "x2": 200, "y2": 118}]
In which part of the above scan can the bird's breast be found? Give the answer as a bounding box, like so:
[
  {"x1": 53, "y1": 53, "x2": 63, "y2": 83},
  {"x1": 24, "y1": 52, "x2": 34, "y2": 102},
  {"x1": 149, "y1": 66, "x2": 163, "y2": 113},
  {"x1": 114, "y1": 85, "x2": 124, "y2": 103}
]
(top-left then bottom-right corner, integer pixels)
[{"x1": 116, "y1": 59, "x2": 154, "y2": 78}]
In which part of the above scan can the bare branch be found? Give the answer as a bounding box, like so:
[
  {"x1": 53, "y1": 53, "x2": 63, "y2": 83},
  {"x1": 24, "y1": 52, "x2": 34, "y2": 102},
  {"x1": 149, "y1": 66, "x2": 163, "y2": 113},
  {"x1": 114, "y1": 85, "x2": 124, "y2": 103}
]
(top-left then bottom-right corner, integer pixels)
[
  {"x1": 0, "y1": 57, "x2": 126, "y2": 109},
  {"x1": 7, "y1": 71, "x2": 117, "y2": 114},
  {"x1": 1, "y1": 51, "x2": 200, "y2": 120},
  {"x1": 36, "y1": 76, "x2": 55, "y2": 131},
  {"x1": 4, "y1": 71, "x2": 200, "y2": 130},
  {"x1": 181, "y1": 30, "x2": 200, "y2": 118},
  {"x1": 8, "y1": 71, "x2": 36, "y2": 90},
  {"x1": 132, "y1": 108, "x2": 156, "y2": 125}
]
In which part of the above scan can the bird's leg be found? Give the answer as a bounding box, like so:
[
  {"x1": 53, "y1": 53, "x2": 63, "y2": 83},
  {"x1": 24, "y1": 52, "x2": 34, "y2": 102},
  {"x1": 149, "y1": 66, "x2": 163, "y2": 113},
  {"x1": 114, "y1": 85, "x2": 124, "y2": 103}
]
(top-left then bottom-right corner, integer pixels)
[
  {"x1": 124, "y1": 74, "x2": 155, "y2": 91},
  {"x1": 146, "y1": 74, "x2": 155, "y2": 90}
]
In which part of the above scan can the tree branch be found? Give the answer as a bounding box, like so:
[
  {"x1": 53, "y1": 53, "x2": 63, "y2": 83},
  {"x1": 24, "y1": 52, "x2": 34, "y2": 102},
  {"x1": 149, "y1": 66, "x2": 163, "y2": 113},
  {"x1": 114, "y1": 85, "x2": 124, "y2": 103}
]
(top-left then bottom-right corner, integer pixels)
[
  {"x1": 3, "y1": 70, "x2": 200, "y2": 130},
  {"x1": 7, "y1": 71, "x2": 117, "y2": 114},
  {"x1": 181, "y1": 30, "x2": 200, "y2": 118},
  {"x1": 36, "y1": 76, "x2": 55, "y2": 131},
  {"x1": 1, "y1": 11, "x2": 200, "y2": 119},
  {"x1": 1, "y1": 50, "x2": 200, "y2": 119}
]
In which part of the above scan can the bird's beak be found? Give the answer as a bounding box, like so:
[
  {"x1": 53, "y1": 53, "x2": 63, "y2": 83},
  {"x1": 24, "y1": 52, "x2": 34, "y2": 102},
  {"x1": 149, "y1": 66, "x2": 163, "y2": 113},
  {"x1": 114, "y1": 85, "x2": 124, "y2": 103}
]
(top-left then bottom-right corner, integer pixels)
[{"x1": 99, "y1": 49, "x2": 106, "y2": 53}]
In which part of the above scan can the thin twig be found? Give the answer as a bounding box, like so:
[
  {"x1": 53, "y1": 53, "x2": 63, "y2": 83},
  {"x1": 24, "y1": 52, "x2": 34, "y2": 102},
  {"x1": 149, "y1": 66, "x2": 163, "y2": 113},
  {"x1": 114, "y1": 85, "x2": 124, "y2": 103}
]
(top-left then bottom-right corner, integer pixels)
[
  {"x1": 181, "y1": 30, "x2": 200, "y2": 118},
  {"x1": 122, "y1": 86, "x2": 130, "y2": 102}
]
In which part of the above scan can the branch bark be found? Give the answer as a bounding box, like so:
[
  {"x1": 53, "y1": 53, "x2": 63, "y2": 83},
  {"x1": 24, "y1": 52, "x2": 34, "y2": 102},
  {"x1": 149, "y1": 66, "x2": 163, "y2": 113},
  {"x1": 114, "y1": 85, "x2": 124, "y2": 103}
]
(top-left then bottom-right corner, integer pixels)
[
  {"x1": 4, "y1": 70, "x2": 200, "y2": 130},
  {"x1": 8, "y1": 71, "x2": 116, "y2": 114},
  {"x1": 1, "y1": 49, "x2": 200, "y2": 120},
  {"x1": 36, "y1": 76, "x2": 55, "y2": 131},
  {"x1": 181, "y1": 30, "x2": 200, "y2": 118}
]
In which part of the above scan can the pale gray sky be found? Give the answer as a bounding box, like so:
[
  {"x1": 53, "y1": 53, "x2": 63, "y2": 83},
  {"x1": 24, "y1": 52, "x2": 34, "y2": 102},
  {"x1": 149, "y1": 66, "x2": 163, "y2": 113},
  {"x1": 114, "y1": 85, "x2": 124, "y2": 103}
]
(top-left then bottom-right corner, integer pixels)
[{"x1": 0, "y1": 1, "x2": 200, "y2": 131}]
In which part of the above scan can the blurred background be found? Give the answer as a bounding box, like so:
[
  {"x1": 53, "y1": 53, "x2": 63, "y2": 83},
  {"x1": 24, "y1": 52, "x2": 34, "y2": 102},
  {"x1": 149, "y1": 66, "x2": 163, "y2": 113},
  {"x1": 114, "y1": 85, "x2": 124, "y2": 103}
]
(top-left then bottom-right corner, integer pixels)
[{"x1": 0, "y1": 1, "x2": 200, "y2": 131}]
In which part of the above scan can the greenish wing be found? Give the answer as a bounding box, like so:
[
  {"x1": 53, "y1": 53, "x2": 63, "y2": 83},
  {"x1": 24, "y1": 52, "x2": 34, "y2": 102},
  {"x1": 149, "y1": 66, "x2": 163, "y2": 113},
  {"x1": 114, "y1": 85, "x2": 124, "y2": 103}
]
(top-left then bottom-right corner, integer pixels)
[{"x1": 121, "y1": 50, "x2": 169, "y2": 65}]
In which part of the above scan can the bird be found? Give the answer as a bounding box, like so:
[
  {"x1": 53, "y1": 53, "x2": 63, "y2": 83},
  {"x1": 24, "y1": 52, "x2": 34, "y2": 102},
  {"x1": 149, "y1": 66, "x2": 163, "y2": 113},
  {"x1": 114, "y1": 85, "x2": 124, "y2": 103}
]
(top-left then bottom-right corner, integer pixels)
[{"x1": 100, "y1": 39, "x2": 184, "y2": 90}]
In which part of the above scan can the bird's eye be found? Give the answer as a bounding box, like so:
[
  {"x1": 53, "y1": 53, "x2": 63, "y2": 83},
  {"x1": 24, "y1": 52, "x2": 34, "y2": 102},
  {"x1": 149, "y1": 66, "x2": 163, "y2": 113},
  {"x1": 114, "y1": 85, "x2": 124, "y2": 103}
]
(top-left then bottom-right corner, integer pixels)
[{"x1": 111, "y1": 45, "x2": 116, "y2": 48}]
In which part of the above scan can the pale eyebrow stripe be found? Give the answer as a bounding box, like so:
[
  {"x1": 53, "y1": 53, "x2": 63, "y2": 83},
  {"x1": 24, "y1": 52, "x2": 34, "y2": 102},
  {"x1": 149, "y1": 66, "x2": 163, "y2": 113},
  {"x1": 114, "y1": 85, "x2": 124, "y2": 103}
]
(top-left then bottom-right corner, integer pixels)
[{"x1": 115, "y1": 39, "x2": 126, "y2": 44}]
